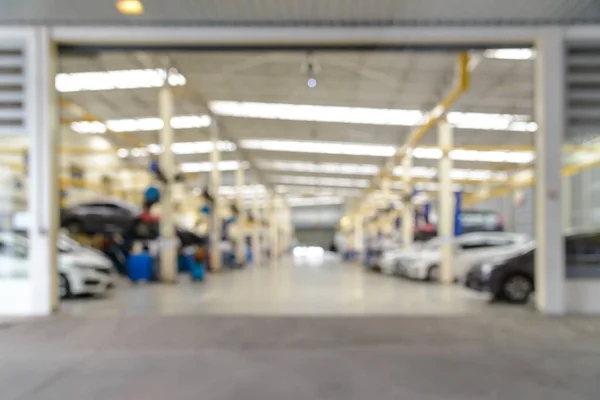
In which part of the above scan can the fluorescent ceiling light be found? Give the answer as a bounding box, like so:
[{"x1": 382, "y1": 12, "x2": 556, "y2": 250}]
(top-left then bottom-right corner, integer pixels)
[
  {"x1": 271, "y1": 175, "x2": 370, "y2": 188},
  {"x1": 259, "y1": 160, "x2": 506, "y2": 180},
  {"x1": 218, "y1": 185, "x2": 267, "y2": 196},
  {"x1": 392, "y1": 181, "x2": 465, "y2": 192},
  {"x1": 447, "y1": 112, "x2": 537, "y2": 132},
  {"x1": 411, "y1": 148, "x2": 534, "y2": 164},
  {"x1": 257, "y1": 160, "x2": 380, "y2": 175},
  {"x1": 211, "y1": 101, "x2": 536, "y2": 132},
  {"x1": 118, "y1": 141, "x2": 236, "y2": 158},
  {"x1": 483, "y1": 48, "x2": 535, "y2": 61},
  {"x1": 286, "y1": 196, "x2": 344, "y2": 207},
  {"x1": 71, "y1": 121, "x2": 106, "y2": 134},
  {"x1": 275, "y1": 185, "x2": 363, "y2": 197},
  {"x1": 180, "y1": 161, "x2": 248, "y2": 173},
  {"x1": 241, "y1": 139, "x2": 395, "y2": 157},
  {"x1": 71, "y1": 115, "x2": 211, "y2": 134},
  {"x1": 210, "y1": 101, "x2": 423, "y2": 127},
  {"x1": 56, "y1": 68, "x2": 185, "y2": 93},
  {"x1": 243, "y1": 139, "x2": 533, "y2": 164}
]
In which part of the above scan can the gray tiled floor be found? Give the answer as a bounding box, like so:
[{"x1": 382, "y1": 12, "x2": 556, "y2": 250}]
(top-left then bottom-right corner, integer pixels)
[
  {"x1": 60, "y1": 256, "x2": 529, "y2": 317},
  {"x1": 3, "y1": 257, "x2": 600, "y2": 399}
]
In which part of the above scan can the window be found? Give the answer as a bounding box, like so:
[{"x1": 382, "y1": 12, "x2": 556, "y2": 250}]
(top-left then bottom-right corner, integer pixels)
[
  {"x1": 460, "y1": 212, "x2": 500, "y2": 228},
  {"x1": 460, "y1": 241, "x2": 490, "y2": 250},
  {"x1": 565, "y1": 234, "x2": 600, "y2": 278},
  {"x1": 484, "y1": 237, "x2": 514, "y2": 247},
  {"x1": 458, "y1": 236, "x2": 489, "y2": 250}
]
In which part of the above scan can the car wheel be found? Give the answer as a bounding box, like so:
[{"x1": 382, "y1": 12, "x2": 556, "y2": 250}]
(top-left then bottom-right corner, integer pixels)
[
  {"x1": 59, "y1": 273, "x2": 72, "y2": 299},
  {"x1": 427, "y1": 264, "x2": 439, "y2": 281},
  {"x1": 501, "y1": 274, "x2": 533, "y2": 304}
]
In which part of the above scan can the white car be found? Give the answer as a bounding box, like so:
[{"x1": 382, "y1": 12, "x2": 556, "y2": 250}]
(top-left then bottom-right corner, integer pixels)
[
  {"x1": 380, "y1": 244, "x2": 423, "y2": 275},
  {"x1": 399, "y1": 232, "x2": 530, "y2": 281},
  {"x1": 0, "y1": 232, "x2": 118, "y2": 299}
]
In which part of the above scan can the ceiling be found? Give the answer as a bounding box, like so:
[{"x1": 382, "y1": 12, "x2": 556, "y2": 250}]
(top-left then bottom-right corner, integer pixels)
[
  {"x1": 3, "y1": 0, "x2": 600, "y2": 25},
  {"x1": 58, "y1": 49, "x2": 535, "y2": 203}
]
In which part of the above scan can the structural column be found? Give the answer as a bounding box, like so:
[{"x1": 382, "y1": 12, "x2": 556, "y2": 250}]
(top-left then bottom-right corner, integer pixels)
[
  {"x1": 235, "y1": 163, "x2": 246, "y2": 264},
  {"x1": 158, "y1": 70, "x2": 177, "y2": 283},
  {"x1": 29, "y1": 27, "x2": 60, "y2": 314},
  {"x1": 209, "y1": 122, "x2": 222, "y2": 271},
  {"x1": 269, "y1": 194, "x2": 279, "y2": 263},
  {"x1": 252, "y1": 192, "x2": 262, "y2": 266},
  {"x1": 353, "y1": 213, "x2": 364, "y2": 253},
  {"x1": 534, "y1": 28, "x2": 565, "y2": 315},
  {"x1": 402, "y1": 152, "x2": 414, "y2": 249},
  {"x1": 438, "y1": 120, "x2": 454, "y2": 284}
]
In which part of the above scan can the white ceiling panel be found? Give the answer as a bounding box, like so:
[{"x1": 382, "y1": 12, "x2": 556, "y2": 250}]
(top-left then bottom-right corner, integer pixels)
[
  {"x1": 59, "y1": 49, "x2": 535, "y2": 200},
  {"x1": 2, "y1": 0, "x2": 600, "y2": 25}
]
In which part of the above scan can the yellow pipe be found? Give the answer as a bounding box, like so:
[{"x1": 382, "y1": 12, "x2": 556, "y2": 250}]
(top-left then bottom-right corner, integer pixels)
[
  {"x1": 370, "y1": 52, "x2": 470, "y2": 193},
  {"x1": 465, "y1": 154, "x2": 600, "y2": 207}
]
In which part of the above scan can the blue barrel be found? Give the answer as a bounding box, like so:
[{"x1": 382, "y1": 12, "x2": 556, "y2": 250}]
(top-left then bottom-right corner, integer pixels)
[
  {"x1": 188, "y1": 254, "x2": 205, "y2": 281},
  {"x1": 127, "y1": 253, "x2": 153, "y2": 282}
]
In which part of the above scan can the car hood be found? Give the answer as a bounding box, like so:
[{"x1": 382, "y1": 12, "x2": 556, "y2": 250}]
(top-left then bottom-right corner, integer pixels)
[{"x1": 62, "y1": 247, "x2": 113, "y2": 268}]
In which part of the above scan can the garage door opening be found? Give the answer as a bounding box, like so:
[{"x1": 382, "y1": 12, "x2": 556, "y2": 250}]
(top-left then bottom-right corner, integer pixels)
[{"x1": 48, "y1": 44, "x2": 547, "y2": 316}]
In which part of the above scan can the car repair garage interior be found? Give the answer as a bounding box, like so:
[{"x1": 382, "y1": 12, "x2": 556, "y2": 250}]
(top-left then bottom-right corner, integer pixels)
[{"x1": 1, "y1": 43, "x2": 600, "y2": 317}]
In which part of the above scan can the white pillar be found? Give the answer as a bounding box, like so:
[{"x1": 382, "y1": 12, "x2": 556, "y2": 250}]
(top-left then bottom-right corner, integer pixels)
[
  {"x1": 402, "y1": 152, "x2": 414, "y2": 249},
  {"x1": 209, "y1": 123, "x2": 222, "y2": 271},
  {"x1": 235, "y1": 164, "x2": 246, "y2": 264},
  {"x1": 29, "y1": 28, "x2": 60, "y2": 314},
  {"x1": 158, "y1": 75, "x2": 177, "y2": 283},
  {"x1": 354, "y1": 214, "x2": 364, "y2": 252},
  {"x1": 269, "y1": 195, "x2": 279, "y2": 263},
  {"x1": 380, "y1": 177, "x2": 392, "y2": 235},
  {"x1": 534, "y1": 28, "x2": 565, "y2": 315},
  {"x1": 252, "y1": 193, "x2": 261, "y2": 266},
  {"x1": 438, "y1": 120, "x2": 454, "y2": 284}
]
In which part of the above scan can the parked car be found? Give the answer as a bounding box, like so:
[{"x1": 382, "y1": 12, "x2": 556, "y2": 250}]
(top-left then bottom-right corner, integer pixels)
[
  {"x1": 464, "y1": 243, "x2": 534, "y2": 303},
  {"x1": 61, "y1": 201, "x2": 207, "y2": 248},
  {"x1": 0, "y1": 232, "x2": 118, "y2": 299},
  {"x1": 61, "y1": 200, "x2": 139, "y2": 234},
  {"x1": 397, "y1": 232, "x2": 530, "y2": 281},
  {"x1": 464, "y1": 229, "x2": 600, "y2": 303}
]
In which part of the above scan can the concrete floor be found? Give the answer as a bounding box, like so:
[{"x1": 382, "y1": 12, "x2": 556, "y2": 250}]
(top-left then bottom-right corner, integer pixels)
[
  {"x1": 2, "y1": 257, "x2": 600, "y2": 399},
  {"x1": 60, "y1": 256, "x2": 528, "y2": 317}
]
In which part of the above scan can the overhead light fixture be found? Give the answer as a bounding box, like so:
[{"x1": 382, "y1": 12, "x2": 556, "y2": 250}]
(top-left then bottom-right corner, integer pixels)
[
  {"x1": 257, "y1": 160, "x2": 380, "y2": 175},
  {"x1": 70, "y1": 114, "x2": 211, "y2": 134},
  {"x1": 71, "y1": 121, "x2": 106, "y2": 134},
  {"x1": 210, "y1": 101, "x2": 536, "y2": 132},
  {"x1": 116, "y1": 0, "x2": 144, "y2": 15},
  {"x1": 242, "y1": 139, "x2": 534, "y2": 164},
  {"x1": 218, "y1": 185, "x2": 267, "y2": 196},
  {"x1": 241, "y1": 139, "x2": 395, "y2": 157},
  {"x1": 271, "y1": 175, "x2": 370, "y2": 188},
  {"x1": 118, "y1": 141, "x2": 236, "y2": 158},
  {"x1": 257, "y1": 160, "x2": 507, "y2": 180},
  {"x1": 211, "y1": 101, "x2": 423, "y2": 127},
  {"x1": 56, "y1": 68, "x2": 185, "y2": 93},
  {"x1": 483, "y1": 48, "x2": 535, "y2": 61},
  {"x1": 180, "y1": 161, "x2": 248, "y2": 173},
  {"x1": 275, "y1": 185, "x2": 363, "y2": 197},
  {"x1": 117, "y1": 148, "x2": 129, "y2": 158},
  {"x1": 307, "y1": 78, "x2": 317, "y2": 88}
]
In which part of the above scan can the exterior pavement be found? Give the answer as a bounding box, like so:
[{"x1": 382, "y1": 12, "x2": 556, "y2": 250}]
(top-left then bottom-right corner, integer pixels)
[{"x1": 1, "y1": 257, "x2": 600, "y2": 399}]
